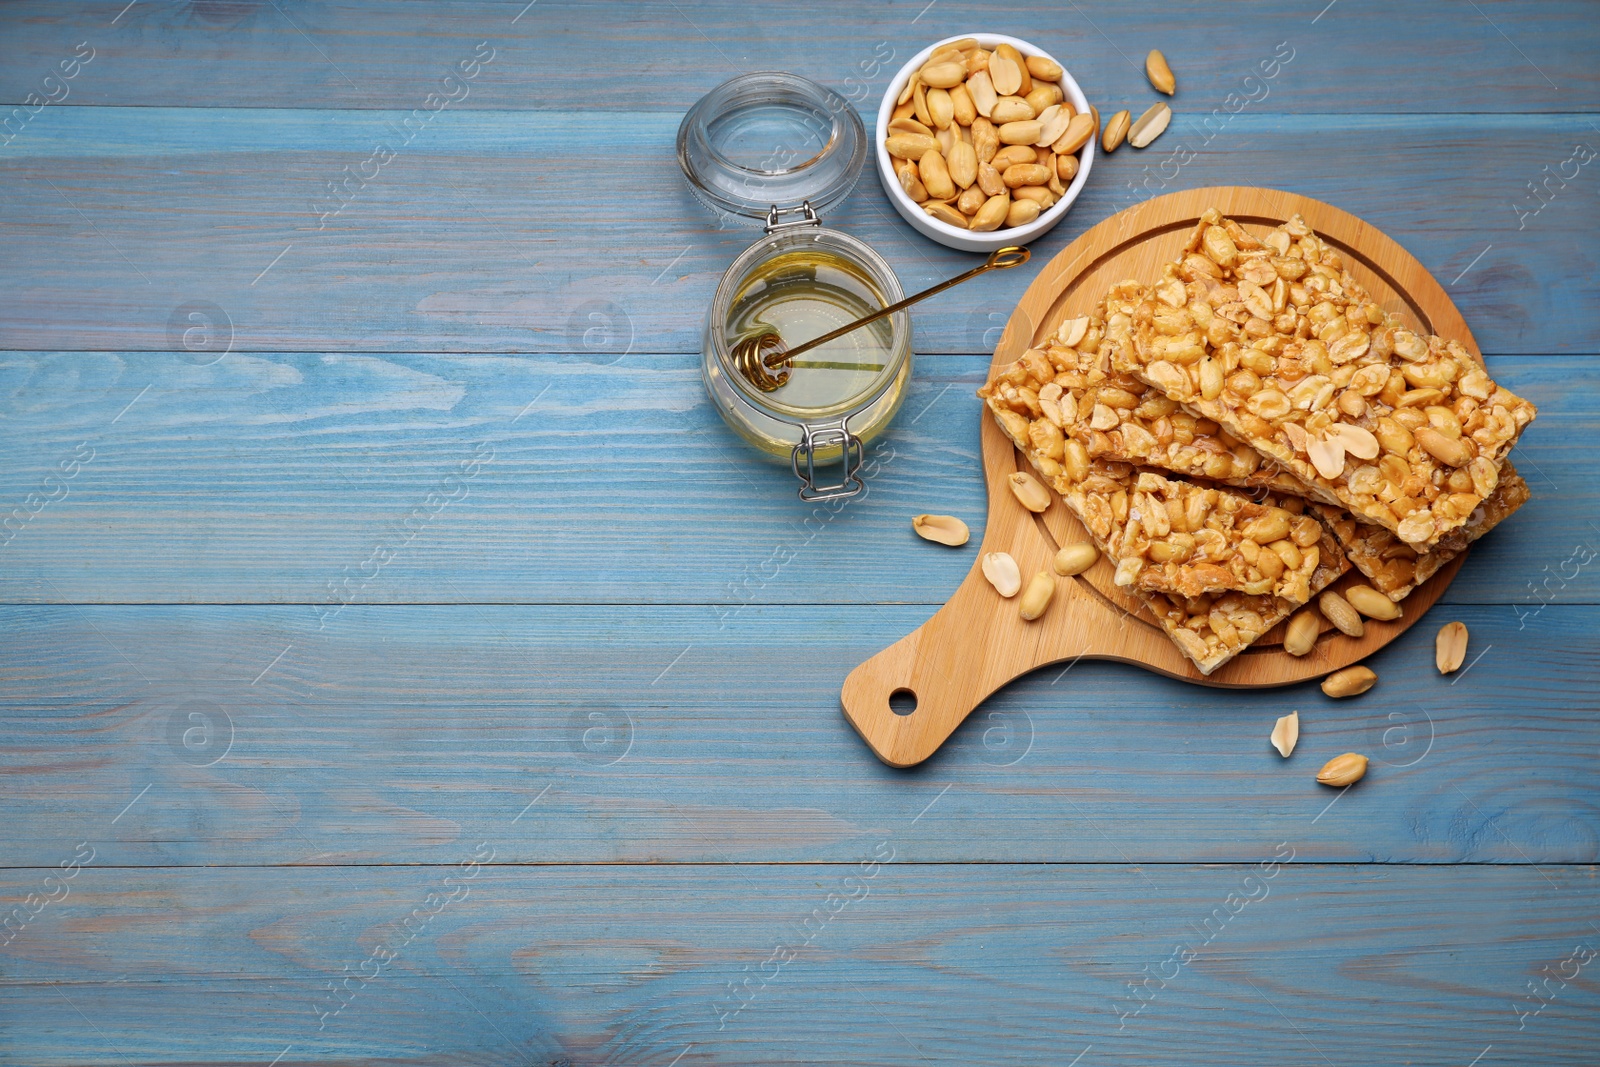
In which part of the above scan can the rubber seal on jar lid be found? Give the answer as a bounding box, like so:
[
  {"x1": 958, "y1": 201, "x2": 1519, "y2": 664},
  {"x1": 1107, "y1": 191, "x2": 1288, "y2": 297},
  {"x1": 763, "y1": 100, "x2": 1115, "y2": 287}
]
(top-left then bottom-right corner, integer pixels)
[{"x1": 677, "y1": 72, "x2": 867, "y2": 225}]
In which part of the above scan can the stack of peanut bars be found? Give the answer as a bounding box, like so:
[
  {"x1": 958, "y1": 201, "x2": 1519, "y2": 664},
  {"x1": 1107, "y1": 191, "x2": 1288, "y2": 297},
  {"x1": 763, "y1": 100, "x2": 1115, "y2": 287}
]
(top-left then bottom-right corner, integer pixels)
[{"x1": 979, "y1": 209, "x2": 1537, "y2": 674}]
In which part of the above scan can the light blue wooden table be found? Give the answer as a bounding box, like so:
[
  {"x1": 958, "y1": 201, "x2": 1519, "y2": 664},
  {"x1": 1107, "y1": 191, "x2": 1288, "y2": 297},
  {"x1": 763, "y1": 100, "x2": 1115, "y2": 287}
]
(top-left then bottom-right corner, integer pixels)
[{"x1": 2, "y1": 2, "x2": 1597, "y2": 1064}]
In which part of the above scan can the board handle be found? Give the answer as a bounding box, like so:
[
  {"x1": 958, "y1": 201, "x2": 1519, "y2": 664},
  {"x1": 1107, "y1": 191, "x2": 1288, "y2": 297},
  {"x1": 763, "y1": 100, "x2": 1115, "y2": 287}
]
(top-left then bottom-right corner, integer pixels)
[{"x1": 841, "y1": 564, "x2": 1067, "y2": 767}]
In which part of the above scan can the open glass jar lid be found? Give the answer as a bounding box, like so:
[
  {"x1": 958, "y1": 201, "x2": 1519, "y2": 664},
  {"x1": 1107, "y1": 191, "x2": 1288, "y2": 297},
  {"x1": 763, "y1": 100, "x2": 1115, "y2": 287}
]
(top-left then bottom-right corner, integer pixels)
[
  {"x1": 679, "y1": 72, "x2": 910, "y2": 501},
  {"x1": 678, "y1": 71, "x2": 868, "y2": 223}
]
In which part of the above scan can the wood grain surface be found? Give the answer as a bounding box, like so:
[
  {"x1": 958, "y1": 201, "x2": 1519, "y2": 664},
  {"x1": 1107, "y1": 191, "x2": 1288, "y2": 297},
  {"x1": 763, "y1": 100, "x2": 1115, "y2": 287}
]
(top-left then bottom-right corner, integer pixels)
[
  {"x1": 1, "y1": 2, "x2": 1596, "y2": 1064},
  {"x1": 2, "y1": 601, "x2": 1596, "y2": 867},
  {"x1": 1, "y1": 110, "x2": 1597, "y2": 355},
  {"x1": 0, "y1": 353, "x2": 1583, "y2": 606},
  {"x1": 2, "y1": 866, "x2": 1596, "y2": 1067}
]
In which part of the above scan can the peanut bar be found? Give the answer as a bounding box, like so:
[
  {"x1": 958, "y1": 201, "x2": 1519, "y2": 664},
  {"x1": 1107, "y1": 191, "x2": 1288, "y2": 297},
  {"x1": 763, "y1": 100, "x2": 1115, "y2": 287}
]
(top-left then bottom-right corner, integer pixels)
[
  {"x1": 1115, "y1": 470, "x2": 1328, "y2": 603},
  {"x1": 1313, "y1": 463, "x2": 1530, "y2": 602},
  {"x1": 1106, "y1": 209, "x2": 1537, "y2": 550},
  {"x1": 1065, "y1": 344, "x2": 1531, "y2": 603},
  {"x1": 979, "y1": 314, "x2": 1348, "y2": 675}
]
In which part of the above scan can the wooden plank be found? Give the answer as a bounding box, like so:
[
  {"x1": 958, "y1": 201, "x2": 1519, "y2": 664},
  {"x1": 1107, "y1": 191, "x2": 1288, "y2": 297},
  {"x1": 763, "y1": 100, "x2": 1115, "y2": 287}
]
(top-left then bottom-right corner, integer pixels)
[
  {"x1": 845, "y1": 186, "x2": 1499, "y2": 767},
  {"x1": 1, "y1": 602, "x2": 1594, "y2": 866},
  {"x1": 0, "y1": 353, "x2": 1588, "y2": 606},
  {"x1": 1, "y1": 109, "x2": 1596, "y2": 354},
  {"x1": 1, "y1": 0, "x2": 1593, "y2": 112},
  {"x1": 1, "y1": 864, "x2": 1595, "y2": 1065}
]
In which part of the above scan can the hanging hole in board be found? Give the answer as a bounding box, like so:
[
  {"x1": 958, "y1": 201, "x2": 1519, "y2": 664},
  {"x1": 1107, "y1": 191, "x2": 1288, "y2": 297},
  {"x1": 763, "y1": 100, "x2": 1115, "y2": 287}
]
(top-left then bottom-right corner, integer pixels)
[{"x1": 889, "y1": 688, "x2": 918, "y2": 716}]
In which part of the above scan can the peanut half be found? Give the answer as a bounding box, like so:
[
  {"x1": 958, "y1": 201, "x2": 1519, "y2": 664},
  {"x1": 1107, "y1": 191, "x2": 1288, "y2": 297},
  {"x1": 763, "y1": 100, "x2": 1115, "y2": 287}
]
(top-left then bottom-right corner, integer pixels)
[
  {"x1": 1008, "y1": 470, "x2": 1052, "y2": 513},
  {"x1": 1128, "y1": 101, "x2": 1171, "y2": 149},
  {"x1": 1026, "y1": 54, "x2": 1064, "y2": 82},
  {"x1": 1019, "y1": 570, "x2": 1056, "y2": 620},
  {"x1": 1271, "y1": 710, "x2": 1299, "y2": 758},
  {"x1": 971, "y1": 192, "x2": 1011, "y2": 231},
  {"x1": 919, "y1": 149, "x2": 955, "y2": 200},
  {"x1": 1145, "y1": 50, "x2": 1176, "y2": 95},
  {"x1": 991, "y1": 144, "x2": 1038, "y2": 169},
  {"x1": 1316, "y1": 752, "x2": 1369, "y2": 787},
  {"x1": 988, "y1": 58, "x2": 1021, "y2": 99},
  {"x1": 990, "y1": 97, "x2": 1035, "y2": 124},
  {"x1": 1345, "y1": 584, "x2": 1402, "y2": 621},
  {"x1": 912, "y1": 513, "x2": 970, "y2": 546},
  {"x1": 1053, "y1": 542, "x2": 1099, "y2": 576},
  {"x1": 1435, "y1": 620, "x2": 1469, "y2": 674},
  {"x1": 1318, "y1": 590, "x2": 1365, "y2": 638},
  {"x1": 1321, "y1": 665, "x2": 1376, "y2": 698},
  {"x1": 1101, "y1": 109, "x2": 1131, "y2": 152},
  {"x1": 924, "y1": 201, "x2": 967, "y2": 228},
  {"x1": 1283, "y1": 608, "x2": 1320, "y2": 657},
  {"x1": 982, "y1": 551, "x2": 1022, "y2": 597},
  {"x1": 1051, "y1": 112, "x2": 1096, "y2": 155},
  {"x1": 1006, "y1": 200, "x2": 1041, "y2": 227}
]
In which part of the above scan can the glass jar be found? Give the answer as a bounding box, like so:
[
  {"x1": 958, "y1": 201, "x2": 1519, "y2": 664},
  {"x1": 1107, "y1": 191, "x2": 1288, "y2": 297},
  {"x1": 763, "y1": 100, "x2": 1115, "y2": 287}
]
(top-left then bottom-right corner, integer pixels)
[{"x1": 679, "y1": 72, "x2": 912, "y2": 501}]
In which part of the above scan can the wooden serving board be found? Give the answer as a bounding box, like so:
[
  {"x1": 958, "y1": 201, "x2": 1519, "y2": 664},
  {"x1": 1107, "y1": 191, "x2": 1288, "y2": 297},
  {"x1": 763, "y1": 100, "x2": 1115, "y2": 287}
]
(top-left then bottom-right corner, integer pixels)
[{"x1": 843, "y1": 186, "x2": 1476, "y2": 768}]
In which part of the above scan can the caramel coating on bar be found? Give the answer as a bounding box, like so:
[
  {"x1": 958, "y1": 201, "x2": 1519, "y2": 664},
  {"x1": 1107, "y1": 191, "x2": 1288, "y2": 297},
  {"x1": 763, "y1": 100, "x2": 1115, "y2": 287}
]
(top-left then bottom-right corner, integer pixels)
[
  {"x1": 1106, "y1": 210, "x2": 1536, "y2": 550},
  {"x1": 1315, "y1": 463, "x2": 1530, "y2": 602},
  {"x1": 978, "y1": 310, "x2": 1348, "y2": 674},
  {"x1": 1115, "y1": 471, "x2": 1327, "y2": 603}
]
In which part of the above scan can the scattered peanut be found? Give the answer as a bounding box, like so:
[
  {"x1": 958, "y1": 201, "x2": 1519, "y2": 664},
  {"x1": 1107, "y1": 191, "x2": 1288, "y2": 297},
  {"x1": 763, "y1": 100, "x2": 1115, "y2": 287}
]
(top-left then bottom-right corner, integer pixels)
[
  {"x1": 982, "y1": 551, "x2": 1022, "y2": 597},
  {"x1": 1128, "y1": 101, "x2": 1171, "y2": 149},
  {"x1": 1435, "y1": 620, "x2": 1469, "y2": 674},
  {"x1": 1271, "y1": 710, "x2": 1299, "y2": 758},
  {"x1": 1053, "y1": 542, "x2": 1099, "y2": 576},
  {"x1": 1318, "y1": 591, "x2": 1365, "y2": 638},
  {"x1": 1321, "y1": 665, "x2": 1377, "y2": 698},
  {"x1": 1284, "y1": 608, "x2": 1320, "y2": 657},
  {"x1": 1316, "y1": 752, "x2": 1369, "y2": 787},
  {"x1": 1019, "y1": 570, "x2": 1056, "y2": 620},
  {"x1": 1344, "y1": 584, "x2": 1403, "y2": 621},
  {"x1": 911, "y1": 513, "x2": 970, "y2": 546},
  {"x1": 889, "y1": 41, "x2": 1088, "y2": 231},
  {"x1": 1145, "y1": 50, "x2": 1176, "y2": 95},
  {"x1": 1101, "y1": 109, "x2": 1130, "y2": 152},
  {"x1": 1007, "y1": 470, "x2": 1052, "y2": 513}
]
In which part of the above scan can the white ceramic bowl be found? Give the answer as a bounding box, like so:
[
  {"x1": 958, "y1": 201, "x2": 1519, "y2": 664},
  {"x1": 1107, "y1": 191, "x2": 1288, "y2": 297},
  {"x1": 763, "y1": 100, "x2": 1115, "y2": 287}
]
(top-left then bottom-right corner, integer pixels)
[{"x1": 876, "y1": 33, "x2": 1095, "y2": 253}]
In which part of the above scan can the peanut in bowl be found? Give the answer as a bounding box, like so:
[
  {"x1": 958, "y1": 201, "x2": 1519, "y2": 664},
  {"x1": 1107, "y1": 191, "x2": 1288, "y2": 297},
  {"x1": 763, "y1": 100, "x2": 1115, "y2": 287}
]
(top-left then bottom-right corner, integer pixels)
[{"x1": 876, "y1": 33, "x2": 1096, "y2": 252}]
